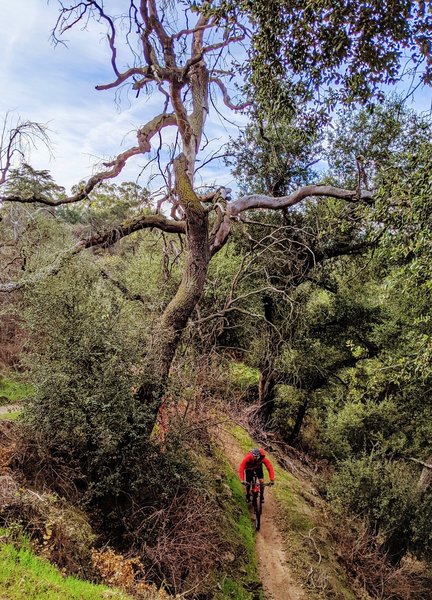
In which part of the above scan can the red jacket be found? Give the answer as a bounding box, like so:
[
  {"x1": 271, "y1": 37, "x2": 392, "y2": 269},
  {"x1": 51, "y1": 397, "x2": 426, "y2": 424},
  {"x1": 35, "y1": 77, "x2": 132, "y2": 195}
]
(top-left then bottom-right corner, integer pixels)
[{"x1": 239, "y1": 448, "x2": 275, "y2": 481}]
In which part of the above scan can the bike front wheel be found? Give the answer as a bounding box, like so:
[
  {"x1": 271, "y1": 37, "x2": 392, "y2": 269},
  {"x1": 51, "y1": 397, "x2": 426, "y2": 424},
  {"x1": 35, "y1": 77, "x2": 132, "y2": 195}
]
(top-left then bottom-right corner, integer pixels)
[{"x1": 253, "y1": 493, "x2": 261, "y2": 531}]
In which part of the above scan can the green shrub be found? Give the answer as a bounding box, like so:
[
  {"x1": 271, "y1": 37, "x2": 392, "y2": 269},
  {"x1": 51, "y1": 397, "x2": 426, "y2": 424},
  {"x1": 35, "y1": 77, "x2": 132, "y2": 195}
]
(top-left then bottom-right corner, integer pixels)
[
  {"x1": 328, "y1": 455, "x2": 423, "y2": 562},
  {"x1": 323, "y1": 399, "x2": 403, "y2": 459},
  {"x1": 271, "y1": 385, "x2": 307, "y2": 439}
]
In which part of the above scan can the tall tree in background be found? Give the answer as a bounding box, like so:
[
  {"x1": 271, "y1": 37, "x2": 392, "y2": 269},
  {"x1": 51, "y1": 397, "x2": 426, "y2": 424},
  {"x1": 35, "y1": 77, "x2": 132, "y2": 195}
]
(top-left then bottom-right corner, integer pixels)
[{"x1": 1, "y1": 0, "x2": 431, "y2": 438}]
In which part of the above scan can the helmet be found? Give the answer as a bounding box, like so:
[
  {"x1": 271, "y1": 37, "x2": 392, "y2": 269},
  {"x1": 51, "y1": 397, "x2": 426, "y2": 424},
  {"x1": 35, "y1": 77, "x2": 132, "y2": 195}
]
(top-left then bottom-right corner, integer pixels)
[{"x1": 251, "y1": 448, "x2": 261, "y2": 459}]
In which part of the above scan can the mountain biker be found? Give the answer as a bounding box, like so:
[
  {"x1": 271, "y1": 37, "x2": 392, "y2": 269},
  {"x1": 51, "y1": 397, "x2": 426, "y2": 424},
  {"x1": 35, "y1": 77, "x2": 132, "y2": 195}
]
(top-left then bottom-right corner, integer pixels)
[{"x1": 239, "y1": 447, "x2": 275, "y2": 503}]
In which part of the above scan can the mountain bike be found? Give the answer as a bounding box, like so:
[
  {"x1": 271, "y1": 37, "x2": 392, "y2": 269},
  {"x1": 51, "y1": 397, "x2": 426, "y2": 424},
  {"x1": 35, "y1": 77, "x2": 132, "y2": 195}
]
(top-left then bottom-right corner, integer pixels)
[{"x1": 245, "y1": 474, "x2": 271, "y2": 531}]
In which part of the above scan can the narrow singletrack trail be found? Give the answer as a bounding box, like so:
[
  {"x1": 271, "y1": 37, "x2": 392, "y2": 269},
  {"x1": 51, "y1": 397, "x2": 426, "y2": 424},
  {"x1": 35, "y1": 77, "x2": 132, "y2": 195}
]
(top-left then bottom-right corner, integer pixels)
[
  {"x1": 219, "y1": 427, "x2": 305, "y2": 600},
  {"x1": 0, "y1": 404, "x2": 21, "y2": 415}
]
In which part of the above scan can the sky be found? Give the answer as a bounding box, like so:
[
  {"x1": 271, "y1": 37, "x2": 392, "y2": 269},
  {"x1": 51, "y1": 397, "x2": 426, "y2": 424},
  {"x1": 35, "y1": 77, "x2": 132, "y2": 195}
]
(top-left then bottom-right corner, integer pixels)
[
  {"x1": 0, "y1": 0, "x2": 247, "y2": 194},
  {"x1": 1, "y1": 2, "x2": 431, "y2": 197}
]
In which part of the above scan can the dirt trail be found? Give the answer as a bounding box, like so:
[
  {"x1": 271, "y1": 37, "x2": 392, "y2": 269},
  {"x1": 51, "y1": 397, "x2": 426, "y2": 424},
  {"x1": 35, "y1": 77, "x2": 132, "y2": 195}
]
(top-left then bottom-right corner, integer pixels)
[
  {"x1": 219, "y1": 428, "x2": 305, "y2": 600},
  {"x1": 0, "y1": 404, "x2": 21, "y2": 415}
]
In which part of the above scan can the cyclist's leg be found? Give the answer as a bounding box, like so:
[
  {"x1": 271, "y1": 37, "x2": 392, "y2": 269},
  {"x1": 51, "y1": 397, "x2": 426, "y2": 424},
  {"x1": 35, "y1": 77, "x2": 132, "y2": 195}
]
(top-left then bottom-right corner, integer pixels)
[{"x1": 245, "y1": 469, "x2": 253, "y2": 502}]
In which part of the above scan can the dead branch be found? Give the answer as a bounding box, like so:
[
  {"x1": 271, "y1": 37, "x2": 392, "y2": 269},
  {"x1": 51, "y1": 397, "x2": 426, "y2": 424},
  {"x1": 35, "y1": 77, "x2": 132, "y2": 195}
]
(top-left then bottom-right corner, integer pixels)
[
  {"x1": 0, "y1": 117, "x2": 50, "y2": 185},
  {"x1": 209, "y1": 77, "x2": 251, "y2": 111}
]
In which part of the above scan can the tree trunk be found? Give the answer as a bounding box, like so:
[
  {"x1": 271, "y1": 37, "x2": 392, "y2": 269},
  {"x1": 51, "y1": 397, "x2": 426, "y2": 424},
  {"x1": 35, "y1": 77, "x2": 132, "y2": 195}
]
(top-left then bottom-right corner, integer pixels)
[
  {"x1": 258, "y1": 370, "x2": 276, "y2": 426},
  {"x1": 288, "y1": 396, "x2": 309, "y2": 445},
  {"x1": 136, "y1": 154, "x2": 210, "y2": 436},
  {"x1": 258, "y1": 295, "x2": 277, "y2": 425}
]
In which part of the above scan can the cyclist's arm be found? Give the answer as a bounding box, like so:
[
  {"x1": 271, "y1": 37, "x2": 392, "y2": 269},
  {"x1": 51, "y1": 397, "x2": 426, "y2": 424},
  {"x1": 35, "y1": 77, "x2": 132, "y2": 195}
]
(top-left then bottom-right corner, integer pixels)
[
  {"x1": 238, "y1": 456, "x2": 248, "y2": 481},
  {"x1": 263, "y1": 457, "x2": 275, "y2": 481}
]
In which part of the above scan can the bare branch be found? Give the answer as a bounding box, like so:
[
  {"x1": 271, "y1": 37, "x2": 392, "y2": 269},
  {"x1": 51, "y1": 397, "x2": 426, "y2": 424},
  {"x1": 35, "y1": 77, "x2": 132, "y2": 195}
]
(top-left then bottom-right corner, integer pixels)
[
  {"x1": 137, "y1": 112, "x2": 177, "y2": 152},
  {"x1": 148, "y1": 0, "x2": 176, "y2": 69},
  {"x1": 210, "y1": 186, "x2": 374, "y2": 255},
  {"x1": 1, "y1": 145, "x2": 142, "y2": 206},
  {"x1": 83, "y1": 213, "x2": 185, "y2": 249},
  {"x1": 0, "y1": 117, "x2": 50, "y2": 185},
  {"x1": 209, "y1": 77, "x2": 251, "y2": 111},
  {"x1": 173, "y1": 23, "x2": 214, "y2": 41},
  {"x1": 95, "y1": 67, "x2": 149, "y2": 91},
  {"x1": 202, "y1": 32, "x2": 246, "y2": 56}
]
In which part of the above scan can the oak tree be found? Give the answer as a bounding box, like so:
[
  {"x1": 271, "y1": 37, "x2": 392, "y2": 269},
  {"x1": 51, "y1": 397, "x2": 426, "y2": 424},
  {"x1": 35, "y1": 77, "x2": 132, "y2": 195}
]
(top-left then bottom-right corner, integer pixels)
[{"x1": 1, "y1": 0, "x2": 431, "y2": 438}]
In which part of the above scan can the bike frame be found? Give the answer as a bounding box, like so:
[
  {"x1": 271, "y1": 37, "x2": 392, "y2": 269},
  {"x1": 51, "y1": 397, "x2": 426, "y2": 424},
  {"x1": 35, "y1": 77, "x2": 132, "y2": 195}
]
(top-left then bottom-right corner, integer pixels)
[{"x1": 250, "y1": 472, "x2": 270, "y2": 531}]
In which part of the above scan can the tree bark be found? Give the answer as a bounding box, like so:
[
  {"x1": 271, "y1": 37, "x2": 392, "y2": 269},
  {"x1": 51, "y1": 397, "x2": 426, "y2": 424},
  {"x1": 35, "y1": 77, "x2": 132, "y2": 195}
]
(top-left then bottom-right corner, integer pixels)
[{"x1": 136, "y1": 154, "x2": 210, "y2": 436}]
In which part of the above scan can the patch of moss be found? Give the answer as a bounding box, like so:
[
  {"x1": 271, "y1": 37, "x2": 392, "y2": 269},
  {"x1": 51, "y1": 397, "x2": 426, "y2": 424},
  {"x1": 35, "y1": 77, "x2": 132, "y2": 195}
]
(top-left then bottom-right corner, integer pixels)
[
  {"x1": 0, "y1": 412, "x2": 21, "y2": 421},
  {"x1": 0, "y1": 375, "x2": 34, "y2": 404},
  {"x1": 228, "y1": 363, "x2": 259, "y2": 390}
]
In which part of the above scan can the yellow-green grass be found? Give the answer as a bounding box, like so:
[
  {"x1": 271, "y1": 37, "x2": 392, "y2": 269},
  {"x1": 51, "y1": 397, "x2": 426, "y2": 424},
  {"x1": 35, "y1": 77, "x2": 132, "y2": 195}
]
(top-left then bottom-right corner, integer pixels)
[
  {"x1": 0, "y1": 540, "x2": 132, "y2": 600},
  {"x1": 229, "y1": 424, "x2": 356, "y2": 600}
]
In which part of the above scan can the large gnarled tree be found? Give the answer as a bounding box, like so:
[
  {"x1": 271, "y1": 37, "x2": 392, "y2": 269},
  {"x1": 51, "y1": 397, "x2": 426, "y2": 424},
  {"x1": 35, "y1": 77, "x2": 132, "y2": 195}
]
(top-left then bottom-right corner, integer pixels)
[{"x1": 1, "y1": 0, "x2": 431, "y2": 436}]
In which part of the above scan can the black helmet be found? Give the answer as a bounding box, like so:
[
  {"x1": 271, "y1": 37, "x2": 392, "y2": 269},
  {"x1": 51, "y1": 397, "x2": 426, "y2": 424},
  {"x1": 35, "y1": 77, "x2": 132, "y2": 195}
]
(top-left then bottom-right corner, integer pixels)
[{"x1": 251, "y1": 448, "x2": 261, "y2": 459}]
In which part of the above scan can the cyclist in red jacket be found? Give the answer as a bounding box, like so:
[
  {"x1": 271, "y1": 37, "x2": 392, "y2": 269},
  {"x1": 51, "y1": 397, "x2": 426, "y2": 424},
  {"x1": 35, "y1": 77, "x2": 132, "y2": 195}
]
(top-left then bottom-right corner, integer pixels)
[{"x1": 239, "y1": 447, "x2": 275, "y2": 503}]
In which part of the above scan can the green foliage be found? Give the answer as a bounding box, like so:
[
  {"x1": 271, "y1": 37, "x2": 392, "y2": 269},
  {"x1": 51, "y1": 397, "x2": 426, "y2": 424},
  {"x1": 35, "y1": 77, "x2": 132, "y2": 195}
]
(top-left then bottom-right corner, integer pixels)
[
  {"x1": 271, "y1": 385, "x2": 306, "y2": 439},
  {"x1": 244, "y1": 0, "x2": 432, "y2": 117},
  {"x1": 24, "y1": 254, "x2": 144, "y2": 473},
  {"x1": 323, "y1": 399, "x2": 402, "y2": 460},
  {"x1": 228, "y1": 112, "x2": 321, "y2": 195},
  {"x1": 3, "y1": 164, "x2": 65, "y2": 203},
  {"x1": 57, "y1": 181, "x2": 150, "y2": 227},
  {"x1": 327, "y1": 98, "x2": 432, "y2": 189},
  {"x1": 328, "y1": 456, "x2": 419, "y2": 549}
]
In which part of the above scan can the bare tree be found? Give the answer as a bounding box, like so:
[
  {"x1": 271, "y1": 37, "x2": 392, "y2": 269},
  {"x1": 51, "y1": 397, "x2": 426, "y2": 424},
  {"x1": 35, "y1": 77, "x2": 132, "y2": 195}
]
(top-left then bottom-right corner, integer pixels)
[{"x1": 0, "y1": 1, "x2": 413, "y2": 437}]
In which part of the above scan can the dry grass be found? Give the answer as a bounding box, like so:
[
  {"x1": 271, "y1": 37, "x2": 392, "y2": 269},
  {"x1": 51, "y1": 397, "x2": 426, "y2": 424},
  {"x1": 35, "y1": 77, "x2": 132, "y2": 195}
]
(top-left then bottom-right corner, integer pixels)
[
  {"x1": 333, "y1": 517, "x2": 432, "y2": 600},
  {"x1": 92, "y1": 548, "x2": 176, "y2": 599}
]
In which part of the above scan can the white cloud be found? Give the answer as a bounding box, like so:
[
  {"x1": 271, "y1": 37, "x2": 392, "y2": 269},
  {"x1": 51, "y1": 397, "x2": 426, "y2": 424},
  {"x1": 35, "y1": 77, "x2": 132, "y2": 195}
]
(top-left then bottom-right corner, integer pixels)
[{"x1": 0, "y1": 0, "x2": 247, "y2": 194}]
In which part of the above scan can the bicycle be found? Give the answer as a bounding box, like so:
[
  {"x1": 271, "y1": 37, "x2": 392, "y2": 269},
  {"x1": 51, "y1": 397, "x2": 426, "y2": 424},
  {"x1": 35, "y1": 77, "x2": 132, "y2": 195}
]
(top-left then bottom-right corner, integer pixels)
[{"x1": 243, "y1": 473, "x2": 272, "y2": 531}]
